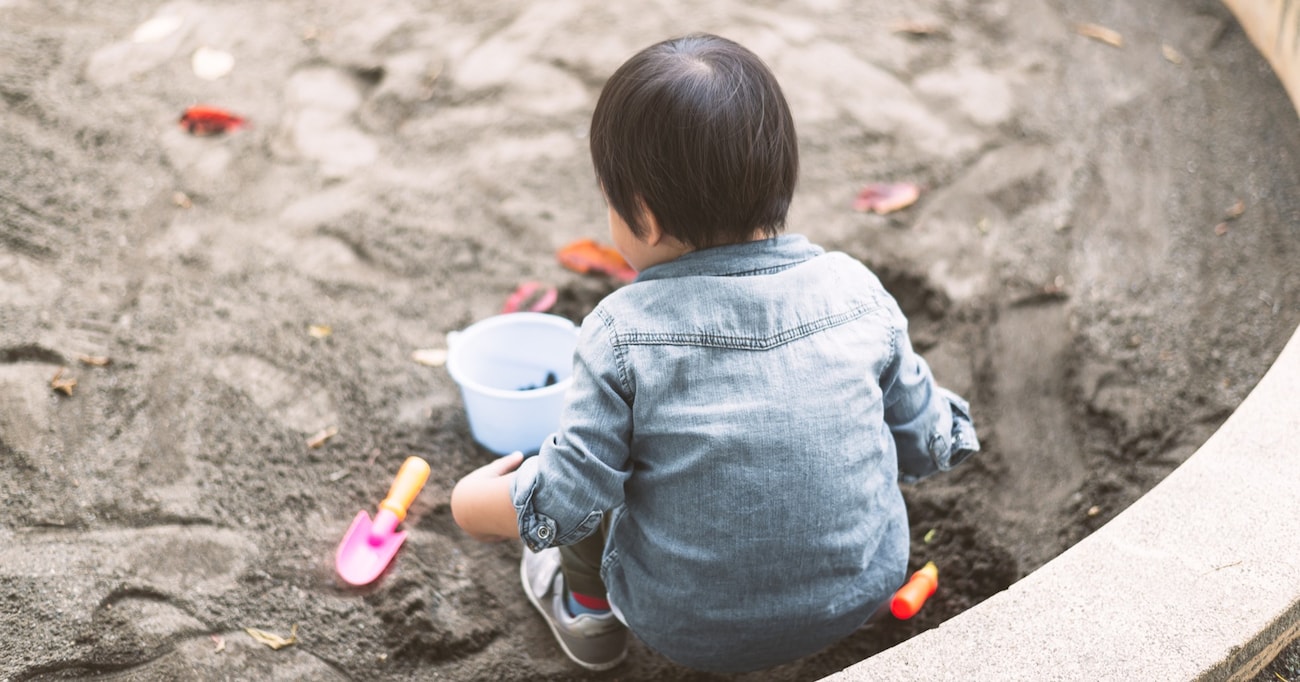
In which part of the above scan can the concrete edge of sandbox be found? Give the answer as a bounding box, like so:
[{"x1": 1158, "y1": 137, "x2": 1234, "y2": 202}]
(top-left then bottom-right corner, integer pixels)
[
  {"x1": 823, "y1": 327, "x2": 1300, "y2": 681},
  {"x1": 825, "y1": 5, "x2": 1300, "y2": 679}
]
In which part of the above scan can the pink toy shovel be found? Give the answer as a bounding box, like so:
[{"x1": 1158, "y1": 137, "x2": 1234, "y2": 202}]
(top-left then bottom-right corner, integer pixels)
[{"x1": 335, "y1": 456, "x2": 431, "y2": 586}]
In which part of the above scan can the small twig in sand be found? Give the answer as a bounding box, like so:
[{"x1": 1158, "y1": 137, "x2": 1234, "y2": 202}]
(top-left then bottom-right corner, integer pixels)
[
  {"x1": 411, "y1": 348, "x2": 448, "y2": 367},
  {"x1": 1076, "y1": 23, "x2": 1124, "y2": 48},
  {"x1": 306, "y1": 425, "x2": 338, "y2": 449},
  {"x1": 245, "y1": 623, "x2": 298, "y2": 650},
  {"x1": 890, "y1": 20, "x2": 946, "y2": 37}
]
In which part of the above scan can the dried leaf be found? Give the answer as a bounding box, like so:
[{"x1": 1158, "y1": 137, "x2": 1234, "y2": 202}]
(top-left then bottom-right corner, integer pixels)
[
  {"x1": 308, "y1": 324, "x2": 333, "y2": 339},
  {"x1": 245, "y1": 624, "x2": 298, "y2": 650},
  {"x1": 77, "y1": 354, "x2": 111, "y2": 367},
  {"x1": 1214, "y1": 222, "x2": 1229, "y2": 236},
  {"x1": 132, "y1": 15, "x2": 183, "y2": 43},
  {"x1": 557, "y1": 239, "x2": 636, "y2": 282},
  {"x1": 50, "y1": 368, "x2": 76, "y2": 396},
  {"x1": 502, "y1": 281, "x2": 558, "y2": 313},
  {"x1": 192, "y1": 46, "x2": 235, "y2": 80},
  {"x1": 1075, "y1": 23, "x2": 1123, "y2": 48},
  {"x1": 1161, "y1": 44, "x2": 1185, "y2": 64},
  {"x1": 172, "y1": 191, "x2": 193, "y2": 208},
  {"x1": 411, "y1": 348, "x2": 448, "y2": 367},
  {"x1": 853, "y1": 182, "x2": 921, "y2": 214},
  {"x1": 1224, "y1": 199, "x2": 1245, "y2": 220},
  {"x1": 211, "y1": 634, "x2": 226, "y2": 653},
  {"x1": 306, "y1": 425, "x2": 338, "y2": 449}
]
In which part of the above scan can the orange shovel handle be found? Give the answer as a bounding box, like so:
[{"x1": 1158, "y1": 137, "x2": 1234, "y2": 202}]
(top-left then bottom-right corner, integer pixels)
[
  {"x1": 891, "y1": 561, "x2": 939, "y2": 619},
  {"x1": 377, "y1": 456, "x2": 431, "y2": 523}
]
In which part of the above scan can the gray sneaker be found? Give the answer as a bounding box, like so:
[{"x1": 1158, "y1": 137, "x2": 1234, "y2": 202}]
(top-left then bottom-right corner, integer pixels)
[{"x1": 520, "y1": 547, "x2": 628, "y2": 671}]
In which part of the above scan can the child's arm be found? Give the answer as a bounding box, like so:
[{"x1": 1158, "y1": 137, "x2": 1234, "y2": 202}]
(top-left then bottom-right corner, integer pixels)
[
  {"x1": 882, "y1": 313, "x2": 980, "y2": 482},
  {"x1": 451, "y1": 452, "x2": 525, "y2": 542}
]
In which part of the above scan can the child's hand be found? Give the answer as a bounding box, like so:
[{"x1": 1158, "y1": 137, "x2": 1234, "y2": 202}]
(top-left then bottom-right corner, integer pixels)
[{"x1": 451, "y1": 451, "x2": 526, "y2": 543}]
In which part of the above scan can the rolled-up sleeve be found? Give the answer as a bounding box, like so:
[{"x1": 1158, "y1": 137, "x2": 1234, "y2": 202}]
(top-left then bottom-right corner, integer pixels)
[
  {"x1": 881, "y1": 308, "x2": 980, "y2": 483},
  {"x1": 511, "y1": 311, "x2": 633, "y2": 551}
]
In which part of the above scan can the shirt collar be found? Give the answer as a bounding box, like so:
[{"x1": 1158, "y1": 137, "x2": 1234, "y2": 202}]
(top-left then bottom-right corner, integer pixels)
[{"x1": 633, "y1": 234, "x2": 824, "y2": 282}]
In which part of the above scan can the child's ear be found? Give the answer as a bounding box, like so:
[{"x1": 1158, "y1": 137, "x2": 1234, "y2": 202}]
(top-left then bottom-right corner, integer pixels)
[{"x1": 637, "y1": 198, "x2": 666, "y2": 246}]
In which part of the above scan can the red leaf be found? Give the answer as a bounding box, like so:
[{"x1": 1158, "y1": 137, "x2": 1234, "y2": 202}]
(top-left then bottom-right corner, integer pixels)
[
  {"x1": 502, "y1": 281, "x2": 558, "y2": 313},
  {"x1": 179, "y1": 105, "x2": 247, "y2": 136},
  {"x1": 853, "y1": 182, "x2": 921, "y2": 214},
  {"x1": 556, "y1": 239, "x2": 636, "y2": 282}
]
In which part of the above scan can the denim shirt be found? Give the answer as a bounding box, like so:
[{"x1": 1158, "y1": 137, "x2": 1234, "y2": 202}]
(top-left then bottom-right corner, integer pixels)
[{"x1": 511, "y1": 234, "x2": 978, "y2": 672}]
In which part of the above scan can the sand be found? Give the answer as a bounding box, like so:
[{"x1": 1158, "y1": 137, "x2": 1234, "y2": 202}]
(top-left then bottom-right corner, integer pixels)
[{"x1": 1, "y1": 0, "x2": 1298, "y2": 680}]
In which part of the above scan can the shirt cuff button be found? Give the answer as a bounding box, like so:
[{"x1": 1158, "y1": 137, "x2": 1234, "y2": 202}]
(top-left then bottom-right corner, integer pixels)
[{"x1": 929, "y1": 433, "x2": 947, "y2": 458}]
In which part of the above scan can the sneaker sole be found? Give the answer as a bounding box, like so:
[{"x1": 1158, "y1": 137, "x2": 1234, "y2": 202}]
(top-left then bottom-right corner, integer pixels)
[{"x1": 520, "y1": 553, "x2": 628, "y2": 672}]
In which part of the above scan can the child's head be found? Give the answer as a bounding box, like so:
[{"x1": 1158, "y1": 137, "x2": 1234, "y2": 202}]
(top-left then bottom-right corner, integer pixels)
[{"x1": 590, "y1": 34, "x2": 799, "y2": 251}]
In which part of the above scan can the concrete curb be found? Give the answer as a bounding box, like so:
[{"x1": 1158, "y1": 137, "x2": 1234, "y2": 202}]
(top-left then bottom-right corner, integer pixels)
[
  {"x1": 826, "y1": 4, "x2": 1300, "y2": 679},
  {"x1": 825, "y1": 329, "x2": 1300, "y2": 680}
]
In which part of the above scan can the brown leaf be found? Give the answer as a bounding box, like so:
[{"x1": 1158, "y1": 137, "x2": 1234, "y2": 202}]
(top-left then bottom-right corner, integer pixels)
[
  {"x1": 890, "y1": 20, "x2": 945, "y2": 36},
  {"x1": 306, "y1": 425, "x2": 338, "y2": 449},
  {"x1": 853, "y1": 182, "x2": 921, "y2": 214},
  {"x1": 1075, "y1": 23, "x2": 1123, "y2": 48},
  {"x1": 1224, "y1": 199, "x2": 1245, "y2": 220},
  {"x1": 50, "y1": 368, "x2": 76, "y2": 396}
]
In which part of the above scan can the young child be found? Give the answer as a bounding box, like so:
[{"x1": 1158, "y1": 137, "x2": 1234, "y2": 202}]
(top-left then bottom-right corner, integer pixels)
[{"x1": 450, "y1": 33, "x2": 979, "y2": 673}]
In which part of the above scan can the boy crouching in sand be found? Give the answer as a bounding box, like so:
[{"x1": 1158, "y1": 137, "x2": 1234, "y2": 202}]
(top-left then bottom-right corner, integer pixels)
[{"x1": 451, "y1": 33, "x2": 979, "y2": 673}]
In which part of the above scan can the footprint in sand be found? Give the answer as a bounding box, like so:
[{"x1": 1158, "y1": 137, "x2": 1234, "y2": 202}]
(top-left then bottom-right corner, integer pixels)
[
  {"x1": 0, "y1": 526, "x2": 267, "y2": 678},
  {"x1": 0, "y1": 361, "x2": 57, "y2": 458},
  {"x1": 210, "y1": 353, "x2": 337, "y2": 435},
  {"x1": 276, "y1": 66, "x2": 378, "y2": 178}
]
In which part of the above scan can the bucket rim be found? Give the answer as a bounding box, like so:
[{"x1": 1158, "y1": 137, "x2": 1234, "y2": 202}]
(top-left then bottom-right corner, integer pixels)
[{"x1": 445, "y1": 312, "x2": 577, "y2": 400}]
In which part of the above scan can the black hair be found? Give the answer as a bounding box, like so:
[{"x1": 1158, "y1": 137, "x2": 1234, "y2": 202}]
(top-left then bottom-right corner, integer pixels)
[{"x1": 589, "y1": 33, "x2": 799, "y2": 249}]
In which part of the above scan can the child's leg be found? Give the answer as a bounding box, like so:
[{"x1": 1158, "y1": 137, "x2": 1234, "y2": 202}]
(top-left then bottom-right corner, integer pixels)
[{"x1": 559, "y1": 519, "x2": 610, "y2": 613}]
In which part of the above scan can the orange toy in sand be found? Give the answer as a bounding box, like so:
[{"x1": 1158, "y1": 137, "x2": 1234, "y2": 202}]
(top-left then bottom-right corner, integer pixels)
[
  {"x1": 890, "y1": 561, "x2": 938, "y2": 619},
  {"x1": 556, "y1": 239, "x2": 637, "y2": 282},
  {"x1": 178, "y1": 105, "x2": 248, "y2": 136}
]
